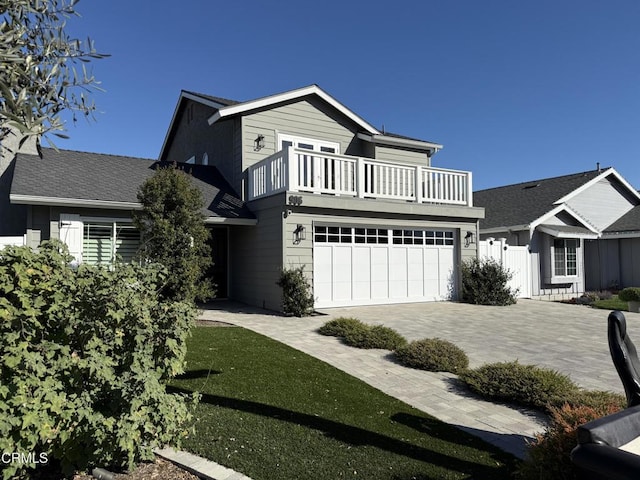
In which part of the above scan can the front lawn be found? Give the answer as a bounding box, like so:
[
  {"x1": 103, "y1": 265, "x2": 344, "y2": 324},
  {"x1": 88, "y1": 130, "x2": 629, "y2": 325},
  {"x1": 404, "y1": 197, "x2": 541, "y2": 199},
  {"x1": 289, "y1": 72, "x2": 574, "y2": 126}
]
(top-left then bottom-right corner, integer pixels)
[
  {"x1": 170, "y1": 326, "x2": 518, "y2": 480},
  {"x1": 592, "y1": 295, "x2": 628, "y2": 311}
]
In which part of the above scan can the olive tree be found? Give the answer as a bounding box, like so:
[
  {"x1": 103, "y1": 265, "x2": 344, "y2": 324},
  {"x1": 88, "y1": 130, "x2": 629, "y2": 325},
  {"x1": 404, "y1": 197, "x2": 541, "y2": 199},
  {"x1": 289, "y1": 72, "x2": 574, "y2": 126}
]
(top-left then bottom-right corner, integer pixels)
[
  {"x1": 133, "y1": 164, "x2": 215, "y2": 303},
  {"x1": 0, "y1": 0, "x2": 107, "y2": 153}
]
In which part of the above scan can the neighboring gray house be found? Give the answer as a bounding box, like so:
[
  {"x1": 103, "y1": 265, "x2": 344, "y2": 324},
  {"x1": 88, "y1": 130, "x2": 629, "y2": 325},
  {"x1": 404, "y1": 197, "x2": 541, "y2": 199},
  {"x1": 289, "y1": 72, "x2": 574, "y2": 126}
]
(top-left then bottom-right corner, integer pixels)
[
  {"x1": 475, "y1": 167, "x2": 640, "y2": 299},
  {"x1": 6, "y1": 85, "x2": 485, "y2": 311}
]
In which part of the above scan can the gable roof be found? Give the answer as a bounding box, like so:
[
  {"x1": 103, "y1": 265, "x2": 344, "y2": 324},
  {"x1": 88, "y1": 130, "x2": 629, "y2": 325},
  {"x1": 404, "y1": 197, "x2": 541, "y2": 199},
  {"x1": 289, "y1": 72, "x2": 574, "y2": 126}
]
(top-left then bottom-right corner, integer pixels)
[
  {"x1": 208, "y1": 84, "x2": 381, "y2": 134},
  {"x1": 162, "y1": 85, "x2": 442, "y2": 156},
  {"x1": 604, "y1": 205, "x2": 640, "y2": 234},
  {"x1": 10, "y1": 148, "x2": 255, "y2": 224},
  {"x1": 475, "y1": 169, "x2": 608, "y2": 231}
]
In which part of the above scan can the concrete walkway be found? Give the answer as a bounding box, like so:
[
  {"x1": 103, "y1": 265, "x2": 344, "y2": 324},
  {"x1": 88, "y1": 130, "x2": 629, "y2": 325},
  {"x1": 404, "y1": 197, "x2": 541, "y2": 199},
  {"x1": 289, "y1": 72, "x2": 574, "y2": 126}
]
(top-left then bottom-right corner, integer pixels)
[{"x1": 198, "y1": 299, "x2": 638, "y2": 459}]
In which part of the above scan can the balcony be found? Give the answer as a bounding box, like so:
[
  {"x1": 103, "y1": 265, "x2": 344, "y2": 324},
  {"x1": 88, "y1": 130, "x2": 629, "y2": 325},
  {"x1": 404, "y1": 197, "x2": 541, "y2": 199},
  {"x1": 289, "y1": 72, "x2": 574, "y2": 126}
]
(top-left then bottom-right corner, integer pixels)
[{"x1": 247, "y1": 147, "x2": 473, "y2": 207}]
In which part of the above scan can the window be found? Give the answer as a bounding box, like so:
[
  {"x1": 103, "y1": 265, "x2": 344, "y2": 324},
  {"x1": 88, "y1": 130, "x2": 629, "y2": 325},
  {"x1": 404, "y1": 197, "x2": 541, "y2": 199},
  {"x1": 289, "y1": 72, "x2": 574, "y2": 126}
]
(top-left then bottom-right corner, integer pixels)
[
  {"x1": 553, "y1": 239, "x2": 578, "y2": 277},
  {"x1": 277, "y1": 134, "x2": 340, "y2": 154},
  {"x1": 83, "y1": 222, "x2": 140, "y2": 265},
  {"x1": 392, "y1": 229, "x2": 454, "y2": 245}
]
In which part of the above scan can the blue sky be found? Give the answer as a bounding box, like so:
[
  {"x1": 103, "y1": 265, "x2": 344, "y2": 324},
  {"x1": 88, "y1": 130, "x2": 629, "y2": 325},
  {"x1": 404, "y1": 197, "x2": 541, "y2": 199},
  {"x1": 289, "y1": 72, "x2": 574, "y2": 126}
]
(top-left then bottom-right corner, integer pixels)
[{"x1": 61, "y1": 1, "x2": 640, "y2": 191}]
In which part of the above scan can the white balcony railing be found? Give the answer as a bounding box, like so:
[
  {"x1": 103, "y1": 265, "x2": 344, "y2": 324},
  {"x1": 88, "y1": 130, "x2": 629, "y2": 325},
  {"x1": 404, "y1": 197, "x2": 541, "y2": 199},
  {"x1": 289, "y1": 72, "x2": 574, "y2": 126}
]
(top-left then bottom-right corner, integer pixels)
[{"x1": 247, "y1": 147, "x2": 473, "y2": 206}]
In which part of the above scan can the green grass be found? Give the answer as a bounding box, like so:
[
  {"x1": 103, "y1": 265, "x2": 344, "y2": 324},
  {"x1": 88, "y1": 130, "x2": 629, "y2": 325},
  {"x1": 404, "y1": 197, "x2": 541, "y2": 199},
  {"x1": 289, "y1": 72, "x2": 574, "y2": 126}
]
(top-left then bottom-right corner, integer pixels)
[
  {"x1": 170, "y1": 326, "x2": 518, "y2": 480},
  {"x1": 592, "y1": 295, "x2": 628, "y2": 311}
]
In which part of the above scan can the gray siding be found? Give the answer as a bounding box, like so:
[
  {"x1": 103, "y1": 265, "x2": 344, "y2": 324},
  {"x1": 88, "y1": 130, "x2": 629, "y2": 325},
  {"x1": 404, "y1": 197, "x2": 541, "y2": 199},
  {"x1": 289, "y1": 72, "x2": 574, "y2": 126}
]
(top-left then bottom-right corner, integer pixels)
[
  {"x1": 228, "y1": 197, "x2": 283, "y2": 311},
  {"x1": 374, "y1": 145, "x2": 430, "y2": 166},
  {"x1": 531, "y1": 231, "x2": 584, "y2": 298},
  {"x1": 241, "y1": 98, "x2": 365, "y2": 174},
  {"x1": 566, "y1": 177, "x2": 637, "y2": 231},
  {"x1": 585, "y1": 237, "x2": 640, "y2": 290},
  {"x1": 161, "y1": 100, "x2": 238, "y2": 193}
]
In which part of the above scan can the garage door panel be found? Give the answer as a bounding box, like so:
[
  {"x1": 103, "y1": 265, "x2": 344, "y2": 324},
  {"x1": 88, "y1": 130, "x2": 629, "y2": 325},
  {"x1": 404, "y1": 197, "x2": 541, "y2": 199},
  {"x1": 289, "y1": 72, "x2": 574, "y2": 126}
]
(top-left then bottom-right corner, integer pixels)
[
  {"x1": 314, "y1": 246, "x2": 333, "y2": 305},
  {"x1": 371, "y1": 247, "x2": 389, "y2": 299},
  {"x1": 389, "y1": 248, "x2": 408, "y2": 298},
  {"x1": 352, "y1": 247, "x2": 371, "y2": 300},
  {"x1": 332, "y1": 247, "x2": 353, "y2": 301}
]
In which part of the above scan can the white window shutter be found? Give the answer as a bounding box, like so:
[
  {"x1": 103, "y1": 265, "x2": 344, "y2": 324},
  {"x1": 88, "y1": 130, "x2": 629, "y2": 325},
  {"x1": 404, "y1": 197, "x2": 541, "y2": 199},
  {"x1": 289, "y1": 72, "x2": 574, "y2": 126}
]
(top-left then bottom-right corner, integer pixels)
[{"x1": 59, "y1": 214, "x2": 83, "y2": 263}]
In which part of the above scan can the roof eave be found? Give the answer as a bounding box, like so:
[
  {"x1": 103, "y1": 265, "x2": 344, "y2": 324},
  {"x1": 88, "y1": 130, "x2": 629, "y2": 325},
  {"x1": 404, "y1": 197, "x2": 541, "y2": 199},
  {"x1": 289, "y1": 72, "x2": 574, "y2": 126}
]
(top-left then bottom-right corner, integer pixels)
[
  {"x1": 10, "y1": 194, "x2": 142, "y2": 210},
  {"x1": 356, "y1": 132, "x2": 443, "y2": 154},
  {"x1": 207, "y1": 85, "x2": 380, "y2": 135},
  {"x1": 553, "y1": 167, "x2": 640, "y2": 205}
]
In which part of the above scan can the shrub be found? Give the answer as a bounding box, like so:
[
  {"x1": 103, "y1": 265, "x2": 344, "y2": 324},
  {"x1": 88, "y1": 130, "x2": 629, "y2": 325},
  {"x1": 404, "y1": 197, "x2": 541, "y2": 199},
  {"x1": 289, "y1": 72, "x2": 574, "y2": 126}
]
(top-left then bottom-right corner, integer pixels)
[
  {"x1": 0, "y1": 242, "x2": 198, "y2": 479},
  {"x1": 619, "y1": 287, "x2": 640, "y2": 302},
  {"x1": 276, "y1": 266, "x2": 315, "y2": 317},
  {"x1": 394, "y1": 338, "x2": 469, "y2": 374},
  {"x1": 133, "y1": 164, "x2": 215, "y2": 303},
  {"x1": 318, "y1": 317, "x2": 367, "y2": 337},
  {"x1": 517, "y1": 401, "x2": 622, "y2": 480},
  {"x1": 461, "y1": 257, "x2": 518, "y2": 306},
  {"x1": 460, "y1": 361, "x2": 579, "y2": 411},
  {"x1": 342, "y1": 324, "x2": 407, "y2": 350}
]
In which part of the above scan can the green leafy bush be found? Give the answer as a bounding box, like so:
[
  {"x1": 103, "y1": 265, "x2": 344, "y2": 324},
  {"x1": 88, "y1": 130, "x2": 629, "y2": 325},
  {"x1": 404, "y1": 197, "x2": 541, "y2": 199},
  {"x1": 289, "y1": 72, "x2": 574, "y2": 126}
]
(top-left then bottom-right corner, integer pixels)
[
  {"x1": 342, "y1": 324, "x2": 407, "y2": 350},
  {"x1": 134, "y1": 164, "x2": 215, "y2": 303},
  {"x1": 619, "y1": 287, "x2": 640, "y2": 302},
  {"x1": 276, "y1": 266, "x2": 315, "y2": 317},
  {"x1": 394, "y1": 338, "x2": 469, "y2": 374},
  {"x1": 0, "y1": 242, "x2": 198, "y2": 479},
  {"x1": 461, "y1": 257, "x2": 518, "y2": 306},
  {"x1": 517, "y1": 401, "x2": 622, "y2": 479},
  {"x1": 460, "y1": 361, "x2": 579, "y2": 411},
  {"x1": 318, "y1": 317, "x2": 367, "y2": 337}
]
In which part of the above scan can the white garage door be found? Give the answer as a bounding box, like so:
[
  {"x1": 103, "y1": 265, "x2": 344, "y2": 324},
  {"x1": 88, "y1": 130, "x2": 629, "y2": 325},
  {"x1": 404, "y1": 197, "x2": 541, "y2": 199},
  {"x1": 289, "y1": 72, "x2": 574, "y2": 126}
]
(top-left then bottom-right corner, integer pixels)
[{"x1": 313, "y1": 226, "x2": 456, "y2": 308}]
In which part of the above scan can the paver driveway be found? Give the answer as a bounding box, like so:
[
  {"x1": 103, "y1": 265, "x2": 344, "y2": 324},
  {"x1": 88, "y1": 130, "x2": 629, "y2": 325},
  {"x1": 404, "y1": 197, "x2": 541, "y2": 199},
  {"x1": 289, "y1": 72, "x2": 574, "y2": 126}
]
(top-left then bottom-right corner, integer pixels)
[{"x1": 198, "y1": 299, "x2": 637, "y2": 458}]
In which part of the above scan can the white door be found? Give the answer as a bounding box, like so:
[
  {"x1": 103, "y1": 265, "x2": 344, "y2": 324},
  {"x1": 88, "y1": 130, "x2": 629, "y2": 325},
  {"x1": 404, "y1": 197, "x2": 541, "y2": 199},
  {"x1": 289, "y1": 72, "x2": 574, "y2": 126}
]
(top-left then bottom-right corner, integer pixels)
[
  {"x1": 479, "y1": 238, "x2": 531, "y2": 298},
  {"x1": 313, "y1": 226, "x2": 456, "y2": 308}
]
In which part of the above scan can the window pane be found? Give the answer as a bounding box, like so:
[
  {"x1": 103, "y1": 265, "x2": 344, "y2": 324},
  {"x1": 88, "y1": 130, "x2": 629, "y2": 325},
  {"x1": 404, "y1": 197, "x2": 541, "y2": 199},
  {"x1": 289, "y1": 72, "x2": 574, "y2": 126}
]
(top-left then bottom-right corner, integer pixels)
[
  {"x1": 554, "y1": 239, "x2": 567, "y2": 276},
  {"x1": 115, "y1": 226, "x2": 140, "y2": 263},
  {"x1": 84, "y1": 224, "x2": 113, "y2": 265}
]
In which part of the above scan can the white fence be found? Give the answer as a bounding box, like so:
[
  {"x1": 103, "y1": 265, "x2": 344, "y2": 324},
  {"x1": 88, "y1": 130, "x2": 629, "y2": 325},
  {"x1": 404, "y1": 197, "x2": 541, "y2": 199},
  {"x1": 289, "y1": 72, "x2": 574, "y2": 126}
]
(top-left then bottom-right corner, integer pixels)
[{"x1": 479, "y1": 238, "x2": 531, "y2": 298}]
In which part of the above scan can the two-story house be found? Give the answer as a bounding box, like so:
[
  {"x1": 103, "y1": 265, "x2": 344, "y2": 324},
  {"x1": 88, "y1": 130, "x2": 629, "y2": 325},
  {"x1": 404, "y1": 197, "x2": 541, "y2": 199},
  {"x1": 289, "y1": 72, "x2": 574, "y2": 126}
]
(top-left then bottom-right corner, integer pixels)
[{"x1": 7, "y1": 85, "x2": 484, "y2": 311}]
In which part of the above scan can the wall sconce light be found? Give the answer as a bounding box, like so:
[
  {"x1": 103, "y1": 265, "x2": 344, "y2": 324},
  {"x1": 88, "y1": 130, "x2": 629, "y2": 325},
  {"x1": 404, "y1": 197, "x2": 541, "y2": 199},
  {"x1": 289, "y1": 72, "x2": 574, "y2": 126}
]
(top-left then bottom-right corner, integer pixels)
[
  {"x1": 254, "y1": 134, "x2": 265, "y2": 151},
  {"x1": 293, "y1": 224, "x2": 306, "y2": 244},
  {"x1": 465, "y1": 231, "x2": 476, "y2": 247}
]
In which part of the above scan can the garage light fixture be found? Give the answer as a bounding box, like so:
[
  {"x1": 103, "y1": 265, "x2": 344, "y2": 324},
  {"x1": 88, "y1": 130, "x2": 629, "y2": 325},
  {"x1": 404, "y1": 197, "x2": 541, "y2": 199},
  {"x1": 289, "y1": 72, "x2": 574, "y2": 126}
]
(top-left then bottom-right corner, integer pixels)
[
  {"x1": 465, "y1": 231, "x2": 476, "y2": 247},
  {"x1": 293, "y1": 224, "x2": 306, "y2": 244}
]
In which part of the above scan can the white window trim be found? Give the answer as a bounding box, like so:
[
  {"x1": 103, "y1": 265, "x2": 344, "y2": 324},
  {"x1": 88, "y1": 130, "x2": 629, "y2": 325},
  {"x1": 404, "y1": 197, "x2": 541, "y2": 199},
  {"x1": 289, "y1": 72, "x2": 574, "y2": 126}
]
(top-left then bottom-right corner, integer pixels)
[
  {"x1": 550, "y1": 238, "x2": 579, "y2": 282},
  {"x1": 81, "y1": 218, "x2": 140, "y2": 266},
  {"x1": 277, "y1": 133, "x2": 340, "y2": 154}
]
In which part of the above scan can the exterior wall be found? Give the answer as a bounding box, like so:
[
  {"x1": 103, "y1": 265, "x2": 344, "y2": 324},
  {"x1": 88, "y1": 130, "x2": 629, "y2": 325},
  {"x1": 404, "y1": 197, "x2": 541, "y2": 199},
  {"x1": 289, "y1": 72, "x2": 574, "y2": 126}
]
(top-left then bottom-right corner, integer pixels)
[
  {"x1": 585, "y1": 237, "x2": 640, "y2": 291},
  {"x1": 282, "y1": 208, "x2": 479, "y2": 301},
  {"x1": 566, "y1": 176, "x2": 637, "y2": 231},
  {"x1": 161, "y1": 100, "x2": 237, "y2": 190},
  {"x1": 0, "y1": 128, "x2": 37, "y2": 236},
  {"x1": 374, "y1": 145, "x2": 430, "y2": 167},
  {"x1": 228, "y1": 195, "x2": 283, "y2": 311},
  {"x1": 26, "y1": 205, "x2": 135, "y2": 248},
  {"x1": 240, "y1": 97, "x2": 366, "y2": 177},
  {"x1": 530, "y1": 231, "x2": 584, "y2": 299}
]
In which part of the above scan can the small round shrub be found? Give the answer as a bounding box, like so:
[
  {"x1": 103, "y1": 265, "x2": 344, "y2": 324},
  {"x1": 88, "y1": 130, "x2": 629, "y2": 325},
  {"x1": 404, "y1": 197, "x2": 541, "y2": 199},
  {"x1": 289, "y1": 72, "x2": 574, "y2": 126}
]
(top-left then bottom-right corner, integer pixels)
[
  {"x1": 460, "y1": 361, "x2": 579, "y2": 411},
  {"x1": 318, "y1": 317, "x2": 367, "y2": 338},
  {"x1": 517, "y1": 401, "x2": 623, "y2": 479},
  {"x1": 342, "y1": 325, "x2": 407, "y2": 350},
  {"x1": 394, "y1": 338, "x2": 469, "y2": 374},
  {"x1": 461, "y1": 257, "x2": 518, "y2": 306},
  {"x1": 619, "y1": 287, "x2": 640, "y2": 302}
]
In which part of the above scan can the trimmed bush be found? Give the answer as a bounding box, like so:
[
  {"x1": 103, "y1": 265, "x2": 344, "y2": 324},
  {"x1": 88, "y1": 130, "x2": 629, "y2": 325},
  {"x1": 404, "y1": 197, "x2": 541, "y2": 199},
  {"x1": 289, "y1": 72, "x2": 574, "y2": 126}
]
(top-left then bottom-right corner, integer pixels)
[
  {"x1": 461, "y1": 257, "x2": 518, "y2": 306},
  {"x1": 517, "y1": 401, "x2": 623, "y2": 479},
  {"x1": 460, "y1": 361, "x2": 579, "y2": 411},
  {"x1": 394, "y1": 338, "x2": 469, "y2": 374},
  {"x1": 343, "y1": 324, "x2": 408, "y2": 350},
  {"x1": 0, "y1": 242, "x2": 198, "y2": 479},
  {"x1": 318, "y1": 317, "x2": 367, "y2": 337},
  {"x1": 276, "y1": 266, "x2": 315, "y2": 317},
  {"x1": 619, "y1": 287, "x2": 640, "y2": 302}
]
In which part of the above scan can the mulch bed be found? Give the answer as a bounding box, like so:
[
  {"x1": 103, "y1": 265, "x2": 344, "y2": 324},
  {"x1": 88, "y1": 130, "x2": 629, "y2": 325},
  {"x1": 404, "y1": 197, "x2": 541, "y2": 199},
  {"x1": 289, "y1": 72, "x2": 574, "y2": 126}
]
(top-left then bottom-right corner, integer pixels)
[{"x1": 68, "y1": 457, "x2": 199, "y2": 480}]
